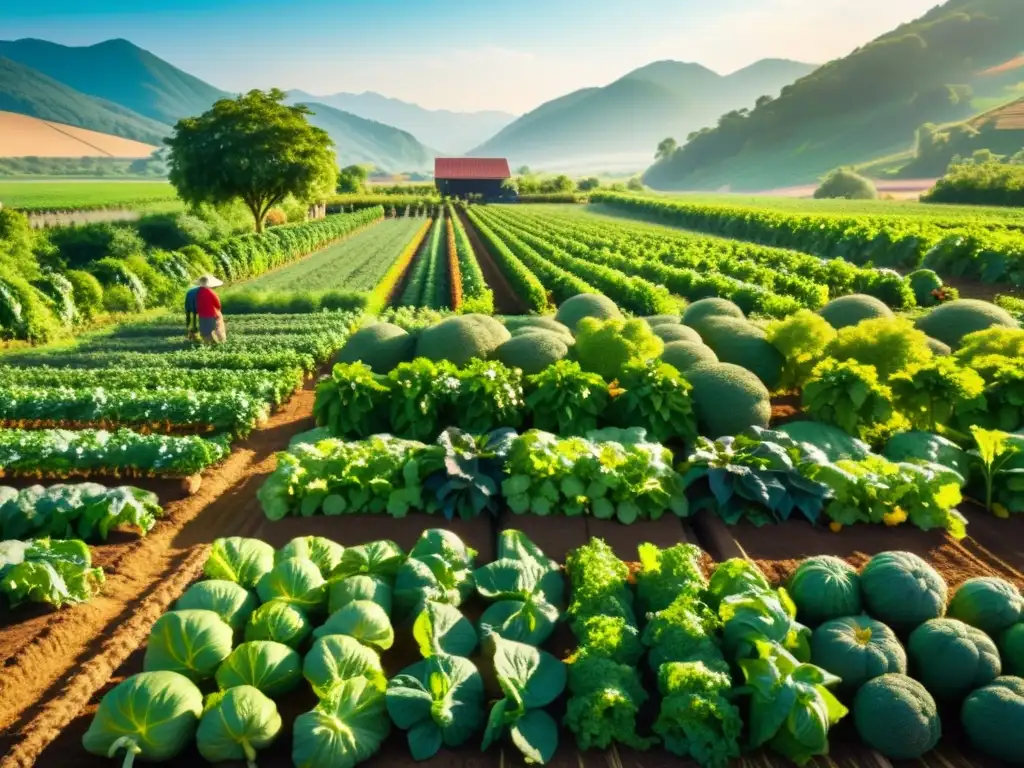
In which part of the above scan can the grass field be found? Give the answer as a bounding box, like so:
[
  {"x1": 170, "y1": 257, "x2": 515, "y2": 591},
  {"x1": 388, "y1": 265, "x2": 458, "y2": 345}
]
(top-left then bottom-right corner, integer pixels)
[
  {"x1": 0, "y1": 179, "x2": 177, "y2": 211},
  {"x1": 225, "y1": 217, "x2": 424, "y2": 293}
]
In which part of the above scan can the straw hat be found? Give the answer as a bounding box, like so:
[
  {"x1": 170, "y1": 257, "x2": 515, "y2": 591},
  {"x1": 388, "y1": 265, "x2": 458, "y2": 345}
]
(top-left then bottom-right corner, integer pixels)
[{"x1": 195, "y1": 275, "x2": 224, "y2": 288}]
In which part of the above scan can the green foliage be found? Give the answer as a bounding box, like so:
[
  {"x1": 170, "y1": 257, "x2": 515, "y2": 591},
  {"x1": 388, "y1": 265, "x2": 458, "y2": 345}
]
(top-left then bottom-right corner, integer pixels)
[
  {"x1": 175, "y1": 580, "x2": 258, "y2": 637},
  {"x1": 448, "y1": 360, "x2": 524, "y2": 434},
  {"x1": 64, "y1": 270, "x2": 104, "y2": 320},
  {"x1": 412, "y1": 600, "x2": 478, "y2": 658},
  {"x1": 787, "y1": 556, "x2": 861, "y2": 627},
  {"x1": 814, "y1": 169, "x2": 878, "y2": 200},
  {"x1": 694, "y1": 317, "x2": 784, "y2": 390},
  {"x1": 612, "y1": 361, "x2": 697, "y2": 443},
  {"x1": 302, "y1": 633, "x2": 386, "y2": 699},
  {"x1": 83, "y1": 671, "x2": 203, "y2": 766},
  {"x1": 574, "y1": 317, "x2": 664, "y2": 380},
  {"x1": 997, "y1": 623, "x2": 1024, "y2": 676},
  {"x1": 802, "y1": 359, "x2": 898, "y2": 441},
  {"x1": 961, "y1": 676, "x2": 1024, "y2": 764},
  {"x1": 907, "y1": 269, "x2": 945, "y2": 307},
  {"x1": 197, "y1": 686, "x2": 281, "y2": 765},
  {"x1": 314, "y1": 600, "x2": 394, "y2": 650},
  {"x1": 634, "y1": 542, "x2": 706, "y2": 616},
  {"x1": 555, "y1": 293, "x2": 623, "y2": 331},
  {"x1": 143, "y1": 609, "x2": 234, "y2": 683},
  {"x1": 947, "y1": 577, "x2": 1023, "y2": 636},
  {"x1": 968, "y1": 426, "x2": 1023, "y2": 514},
  {"x1": 923, "y1": 160, "x2": 1024, "y2": 207},
  {"x1": 215, "y1": 640, "x2": 302, "y2": 699},
  {"x1": 525, "y1": 360, "x2": 610, "y2": 436},
  {"x1": 654, "y1": 659, "x2": 742, "y2": 768},
  {"x1": 313, "y1": 362, "x2": 390, "y2": 438},
  {"x1": 852, "y1": 674, "x2": 940, "y2": 759},
  {"x1": 908, "y1": 618, "x2": 1001, "y2": 701},
  {"x1": 915, "y1": 299, "x2": 1019, "y2": 349},
  {"x1": 495, "y1": 332, "x2": 570, "y2": 375},
  {"x1": 882, "y1": 431, "x2": 971, "y2": 486},
  {"x1": 811, "y1": 616, "x2": 906, "y2": 691},
  {"x1": 328, "y1": 575, "x2": 392, "y2": 616},
  {"x1": 292, "y1": 677, "x2": 390, "y2": 768},
  {"x1": 956, "y1": 327, "x2": 1024, "y2": 366},
  {"x1": 686, "y1": 362, "x2": 771, "y2": 437},
  {"x1": 204, "y1": 537, "x2": 275, "y2": 589},
  {"x1": 826, "y1": 317, "x2": 933, "y2": 380},
  {"x1": 0, "y1": 484, "x2": 162, "y2": 543},
  {"x1": 386, "y1": 358, "x2": 459, "y2": 441},
  {"x1": 817, "y1": 294, "x2": 894, "y2": 329},
  {"x1": 0, "y1": 537, "x2": 104, "y2": 609},
  {"x1": 860, "y1": 552, "x2": 947, "y2": 634},
  {"x1": 767, "y1": 310, "x2": 837, "y2": 390},
  {"x1": 167, "y1": 89, "x2": 337, "y2": 232},
  {"x1": 889, "y1": 357, "x2": 986, "y2": 432},
  {"x1": 244, "y1": 600, "x2": 312, "y2": 649},
  {"x1": 415, "y1": 314, "x2": 510, "y2": 367},
  {"x1": 255, "y1": 557, "x2": 326, "y2": 613}
]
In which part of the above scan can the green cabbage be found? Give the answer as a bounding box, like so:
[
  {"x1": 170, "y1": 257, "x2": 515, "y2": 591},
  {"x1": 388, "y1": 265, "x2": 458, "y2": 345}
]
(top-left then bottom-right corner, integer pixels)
[
  {"x1": 409, "y1": 528, "x2": 477, "y2": 569},
  {"x1": 292, "y1": 677, "x2": 391, "y2": 768},
  {"x1": 276, "y1": 536, "x2": 345, "y2": 578},
  {"x1": 175, "y1": 580, "x2": 258, "y2": 636},
  {"x1": 313, "y1": 600, "x2": 394, "y2": 650},
  {"x1": 204, "y1": 537, "x2": 274, "y2": 588},
  {"x1": 705, "y1": 559, "x2": 771, "y2": 612},
  {"x1": 83, "y1": 671, "x2": 203, "y2": 767},
  {"x1": 333, "y1": 540, "x2": 405, "y2": 581},
  {"x1": 244, "y1": 599, "x2": 311, "y2": 649},
  {"x1": 386, "y1": 655, "x2": 486, "y2": 759},
  {"x1": 328, "y1": 574, "x2": 392, "y2": 615},
  {"x1": 394, "y1": 554, "x2": 474, "y2": 618},
  {"x1": 197, "y1": 686, "x2": 281, "y2": 765},
  {"x1": 143, "y1": 609, "x2": 234, "y2": 683},
  {"x1": 303, "y1": 634, "x2": 386, "y2": 699},
  {"x1": 215, "y1": 641, "x2": 302, "y2": 699},
  {"x1": 412, "y1": 600, "x2": 478, "y2": 658},
  {"x1": 255, "y1": 557, "x2": 326, "y2": 613},
  {"x1": 0, "y1": 537, "x2": 104, "y2": 609}
]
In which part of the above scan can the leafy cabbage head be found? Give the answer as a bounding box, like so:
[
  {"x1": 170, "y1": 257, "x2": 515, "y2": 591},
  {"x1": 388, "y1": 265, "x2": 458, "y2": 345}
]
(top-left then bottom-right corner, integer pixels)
[
  {"x1": 394, "y1": 554, "x2": 474, "y2": 618},
  {"x1": 256, "y1": 557, "x2": 326, "y2": 613},
  {"x1": 706, "y1": 559, "x2": 772, "y2": 611},
  {"x1": 175, "y1": 580, "x2": 258, "y2": 636},
  {"x1": 143, "y1": 609, "x2": 234, "y2": 683},
  {"x1": 204, "y1": 537, "x2": 274, "y2": 588},
  {"x1": 313, "y1": 600, "x2": 394, "y2": 650},
  {"x1": 328, "y1": 574, "x2": 392, "y2": 615},
  {"x1": 292, "y1": 677, "x2": 391, "y2": 768},
  {"x1": 409, "y1": 528, "x2": 477, "y2": 569},
  {"x1": 83, "y1": 671, "x2": 203, "y2": 765},
  {"x1": 244, "y1": 600, "x2": 312, "y2": 649},
  {"x1": 197, "y1": 685, "x2": 282, "y2": 765},
  {"x1": 215, "y1": 640, "x2": 302, "y2": 699},
  {"x1": 303, "y1": 635, "x2": 386, "y2": 699},
  {"x1": 333, "y1": 540, "x2": 406, "y2": 581},
  {"x1": 413, "y1": 600, "x2": 478, "y2": 658},
  {"x1": 277, "y1": 536, "x2": 345, "y2": 578}
]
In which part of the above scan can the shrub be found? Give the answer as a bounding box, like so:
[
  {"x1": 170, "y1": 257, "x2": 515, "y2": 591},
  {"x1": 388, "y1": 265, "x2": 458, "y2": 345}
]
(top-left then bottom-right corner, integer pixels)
[
  {"x1": 907, "y1": 269, "x2": 944, "y2": 307},
  {"x1": 507, "y1": 316, "x2": 574, "y2": 343},
  {"x1": 859, "y1": 269, "x2": 916, "y2": 309},
  {"x1": 495, "y1": 332, "x2": 570, "y2": 375},
  {"x1": 335, "y1": 323, "x2": 416, "y2": 373},
  {"x1": 915, "y1": 299, "x2": 1019, "y2": 350},
  {"x1": 961, "y1": 677, "x2": 1024, "y2": 764},
  {"x1": 766, "y1": 310, "x2": 837, "y2": 390},
  {"x1": 853, "y1": 674, "x2": 940, "y2": 759},
  {"x1": 137, "y1": 213, "x2": 211, "y2": 250},
  {"x1": 574, "y1": 317, "x2": 663, "y2": 380},
  {"x1": 264, "y1": 208, "x2": 288, "y2": 227},
  {"x1": 554, "y1": 293, "x2": 623, "y2": 332},
  {"x1": 416, "y1": 315, "x2": 509, "y2": 366},
  {"x1": 64, "y1": 270, "x2": 104, "y2": 320},
  {"x1": 812, "y1": 616, "x2": 907, "y2": 691},
  {"x1": 47, "y1": 223, "x2": 145, "y2": 268},
  {"x1": 818, "y1": 294, "x2": 893, "y2": 329},
  {"x1": 825, "y1": 317, "x2": 933, "y2": 380},
  {"x1": 682, "y1": 297, "x2": 744, "y2": 334},
  {"x1": 650, "y1": 323, "x2": 702, "y2": 344},
  {"x1": 860, "y1": 551, "x2": 947, "y2": 634},
  {"x1": 660, "y1": 341, "x2": 718, "y2": 371},
  {"x1": 787, "y1": 556, "x2": 861, "y2": 626},
  {"x1": 889, "y1": 357, "x2": 986, "y2": 432},
  {"x1": 947, "y1": 577, "x2": 1023, "y2": 636},
  {"x1": 177, "y1": 244, "x2": 215, "y2": 274},
  {"x1": 32, "y1": 272, "x2": 77, "y2": 325},
  {"x1": 908, "y1": 618, "x2": 1001, "y2": 701},
  {"x1": 685, "y1": 362, "x2": 771, "y2": 437},
  {"x1": 102, "y1": 285, "x2": 141, "y2": 314},
  {"x1": 0, "y1": 276, "x2": 64, "y2": 343},
  {"x1": 926, "y1": 337, "x2": 952, "y2": 356},
  {"x1": 611, "y1": 361, "x2": 697, "y2": 443},
  {"x1": 955, "y1": 327, "x2": 1024, "y2": 366},
  {"x1": 803, "y1": 359, "x2": 897, "y2": 441},
  {"x1": 691, "y1": 317, "x2": 784, "y2": 390},
  {"x1": 815, "y1": 168, "x2": 878, "y2": 200}
]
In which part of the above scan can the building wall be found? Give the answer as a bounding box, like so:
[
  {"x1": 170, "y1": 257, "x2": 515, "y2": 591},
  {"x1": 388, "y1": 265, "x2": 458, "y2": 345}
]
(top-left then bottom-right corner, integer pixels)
[{"x1": 435, "y1": 178, "x2": 514, "y2": 201}]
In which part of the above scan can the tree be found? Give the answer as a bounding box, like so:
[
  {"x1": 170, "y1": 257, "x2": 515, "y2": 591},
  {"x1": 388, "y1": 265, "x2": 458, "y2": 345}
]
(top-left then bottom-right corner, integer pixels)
[
  {"x1": 551, "y1": 175, "x2": 575, "y2": 193},
  {"x1": 813, "y1": 168, "x2": 878, "y2": 200},
  {"x1": 166, "y1": 89, "x2": 338, "y2": 233},
  {"x1": 627, "y1": 176, "x2": 645, "y2": 191},
  {"x1": 655, "y1": 137, "x2": 677, "y2": 160},
  {"x1": 577, "y1": 177, "x2": 600, "y2": 191},
  {"x1": 337, "y1": 164, "x2": 370, "y2": 194},
  {"x1": 516, "y1": 165, "x2": 532, "y2": 176}
]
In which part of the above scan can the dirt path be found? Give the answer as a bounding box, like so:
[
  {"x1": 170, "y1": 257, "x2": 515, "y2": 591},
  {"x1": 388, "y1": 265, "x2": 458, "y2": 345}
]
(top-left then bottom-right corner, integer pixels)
[
  {"x1": 0, "y1": 384, "x2": 316, "y2": 763},
  {"x1": 456, "y1": 208, "x2": 528, "y2": 315}
]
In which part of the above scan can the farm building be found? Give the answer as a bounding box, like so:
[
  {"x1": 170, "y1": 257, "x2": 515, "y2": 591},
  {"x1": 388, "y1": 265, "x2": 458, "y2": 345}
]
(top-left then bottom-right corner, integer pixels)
[{"x1": 434, "y1": 157, "x2": 514, "y2": 201}]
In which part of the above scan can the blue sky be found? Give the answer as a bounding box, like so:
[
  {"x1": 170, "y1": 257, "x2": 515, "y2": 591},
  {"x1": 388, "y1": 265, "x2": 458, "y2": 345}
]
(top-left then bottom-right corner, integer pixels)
[{"x1": 2, "y1": 0, "x2": 939, "y2": 113}]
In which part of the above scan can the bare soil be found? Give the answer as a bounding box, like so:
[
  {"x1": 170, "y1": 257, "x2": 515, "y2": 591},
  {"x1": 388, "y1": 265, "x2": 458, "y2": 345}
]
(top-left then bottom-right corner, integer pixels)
[{"x1": 456, "y1": 208, "x2": 528, "y2": 315}]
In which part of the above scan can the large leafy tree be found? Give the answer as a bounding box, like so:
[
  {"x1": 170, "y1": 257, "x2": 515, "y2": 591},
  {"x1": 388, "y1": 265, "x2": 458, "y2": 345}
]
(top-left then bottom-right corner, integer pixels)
[{"x1": 166, "y1": 89, "x2": 337, "y2": 232}]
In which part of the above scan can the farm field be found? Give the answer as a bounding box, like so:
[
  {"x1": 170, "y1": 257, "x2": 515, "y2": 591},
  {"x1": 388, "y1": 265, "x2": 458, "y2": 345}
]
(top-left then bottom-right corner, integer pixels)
[{"x1": 0, "y1": 179, "x2": 178, "y2": 211}]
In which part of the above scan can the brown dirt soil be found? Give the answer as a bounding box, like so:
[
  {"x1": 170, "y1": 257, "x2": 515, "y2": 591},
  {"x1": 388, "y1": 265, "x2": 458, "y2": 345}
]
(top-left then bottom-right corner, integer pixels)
[
  {"x1": 457, "y1": 208, "x2": 528, "y2": 315},
  {"x1": 0, "y1": 384, "x2": 317, "y2": 765},
  {"x1": 586, "y1": 516, "x2": 698, "y2": 561},
  {"x1": 769, "y1": 392, "x2": 805, "y2": 427}
]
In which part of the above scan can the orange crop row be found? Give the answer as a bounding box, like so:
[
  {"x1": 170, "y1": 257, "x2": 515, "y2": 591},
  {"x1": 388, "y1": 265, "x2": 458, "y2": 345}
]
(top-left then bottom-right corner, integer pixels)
[
  {"x1": 447, "y1": 217, "x2": 463, "y2": 311},
  {"x1": 370, "y1": 218, "x2": 433, "y2": 312}
]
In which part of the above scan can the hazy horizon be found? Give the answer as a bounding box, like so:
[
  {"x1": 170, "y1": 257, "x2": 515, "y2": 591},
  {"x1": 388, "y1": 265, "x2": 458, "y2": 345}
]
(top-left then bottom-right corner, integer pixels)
[{"x1": 2, "y1": 0, "x2": 940, "y2": 113}]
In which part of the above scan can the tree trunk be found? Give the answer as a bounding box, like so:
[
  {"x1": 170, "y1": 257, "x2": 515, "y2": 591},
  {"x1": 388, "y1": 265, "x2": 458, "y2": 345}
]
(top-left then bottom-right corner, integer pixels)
[{"x1": 246, "y1": 199, "x2": 264, "y2": 233}]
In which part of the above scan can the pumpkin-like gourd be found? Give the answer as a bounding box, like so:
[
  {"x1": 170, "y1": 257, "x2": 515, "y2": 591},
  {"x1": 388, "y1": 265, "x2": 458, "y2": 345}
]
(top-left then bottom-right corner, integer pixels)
[
  {"x1": 961, "y1": 676, "x2": 1024, "y2": 764},
  {"x1": 908, "y1": 618, "x2": 1001, "y2": 701},
  {"x1": 947, "y1": 577, "x2": 1023, "y2": 635},
  {"x1": 812, "y1": 616, "x2": 906, "y2": 691},
  {"x1": 998, "y1": 622, "x2": 1024, "y2": 677},
  {"x1": 787, "y1": 556, "x2": 862, "y2": 626},
  {"x1": 860, "y1": 551, "x2": 947, "y2": 633},
  {"x1": 853, "y1": 674, "x2": 941, "y2": 759}
]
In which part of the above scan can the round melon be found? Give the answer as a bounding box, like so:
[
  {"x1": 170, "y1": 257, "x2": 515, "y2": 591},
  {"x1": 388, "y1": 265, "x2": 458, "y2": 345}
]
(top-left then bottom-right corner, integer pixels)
[
  {"x1": 908, "y1": 618, "x2": 1001, "y2": 701},
  {"x1": 853, "y1": 674, "x2": 941, "y2": 759},
  {"x1": 685, "y1": 362, "x2": 771, "y2": 438},
  {"x1": 961, "y1": 677, "x2": 1024, "y2": 764},
  {"x1": 495, "y1": 332, "x2": 570, "y2": 375},
  {"x1": 691, "y1": 317, "x2": 783, "y2": 390},
  {"x1": 661, "y1": 341, "x2": 718, "y2": 372},
  {"x1": 914, "y1": 299, "x2": 1019, "y2": 349},
  {"x1": 507, "y1": 316, "x2": 573, "y2": 339},
  {"x1": 787, "y1": 556, "x2": 862, "y2": 626},
  {"x1": 415, "y1": 315, "x2": 509, "y2": 366},
  {"x1": 334, "y1": 322, "x2": 416, "y2": 373},
  {"x1": 860, "y1": 551, "x2": 947, "y2": 633},
  {"x1": 999, "y1": 622, "x2": 1024, "y2": 677},
  {"x1": 925, "y1": 336, "x2": 952, "y2": 356},
  {"x1": 682, "y1": 298, "x2": 745, "y2": 333},
  {"x1": 812, "y1": 616, "x2": 907, "y2": 691},
  {"x1": 948, "y1": 577, "x2": 1023, "y2": 636},
  {"x1": 652, "y1": 323, "x2": 703, "y2": 345},
  {"x1": 818, "y1": 294, "x2": 894, "y2": 329},
  {"x1": 555, "y1": 294, "x2": 622, "y2": 332}
]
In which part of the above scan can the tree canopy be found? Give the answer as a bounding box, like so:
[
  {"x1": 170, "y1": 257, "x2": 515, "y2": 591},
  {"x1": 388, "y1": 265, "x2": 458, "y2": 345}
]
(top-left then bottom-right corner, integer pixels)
[
  {"x1": 337, "y1": 164, "x2": 371, "y2": 194},
  {"x1": 166, "y1": 88, "x2": 338, "y2": 232}
]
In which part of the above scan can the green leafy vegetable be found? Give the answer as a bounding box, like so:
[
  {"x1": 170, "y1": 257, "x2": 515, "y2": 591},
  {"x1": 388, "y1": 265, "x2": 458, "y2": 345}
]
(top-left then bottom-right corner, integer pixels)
[
  {"x1": 303, "y1": 634, "x2": 386, "y2": 699},
  {"x1": 143, "y1": 609, "x2": 234, "y2": 684},
  {"x1": 292, "y1": 676, "x2": 391, "y2": 768},
  {"x1": 525, "y1": 360, "x2": 610, "y2": 436},
  {"x1": 276, "y1": 536, "x2": 344, "y2": 578},
  {"x1": 313, "y1": 600, "x2": 394, "y2": 650},
  {"x1": 328, "y1": 574, "x2": 392, "y2": 616},
  {"x1": 611, "y1": 360, "x2": 698, "y2": 443},
  {"x1": 215, "y1": 641, "x2": 302, "y2": 699},
  {"x1": 175, "y1": 580, "x2": 258, "y2": 637},
  {"x1": 204, "y1": 537, "x2": 275, "y2": 589},
  {"x1": 0, "y1": 484, "x2": 163, "y2": 542},
  {"x1": 255, "y1": 557, "x2": 326, "y2": 613},
  {"x1": 654, "y1": 660, "x2": 743, "y2": 768},
  {"x1": 197, "y1": 686, "x2": 282, "y2": 766},
  {"x1": 244, "y1": 600, "x2": 311, "y2": 649},
  {"x1": 634, "y1": 542, "x2": 706, "y2": 615},
  {"x1": 334, "y1": 540, "x2": 406, "y2": 581},
  {"x1": 0, "y1": 537, "x2": 104, "y2": 609},
  {"x1": 412, "y1": 600, "x2": 478, "y2": 658}
]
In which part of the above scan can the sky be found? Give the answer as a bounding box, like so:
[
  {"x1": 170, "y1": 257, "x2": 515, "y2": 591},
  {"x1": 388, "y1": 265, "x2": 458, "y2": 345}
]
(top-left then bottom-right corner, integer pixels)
[{"x1": 1, "y1": 0, "x2": 941, "y2": 114}]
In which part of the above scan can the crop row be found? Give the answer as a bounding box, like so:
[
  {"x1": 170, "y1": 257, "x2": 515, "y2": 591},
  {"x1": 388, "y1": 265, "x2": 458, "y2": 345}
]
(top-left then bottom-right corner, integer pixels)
[
  {"x1": 369, "y1": 218, "x2": 434, "y2": 312},
  {"x1": 0, "y1": 483, "x2": 162, "y2": 542},
  {"x1": 592, "y1": 192, "x2": 1024, "y2": 285},
  {"x1": 447, "y1": 203, "x2": 494, "y2": 313},
  {"x1": 399, "y1": 213, "x2": 449, "y2": 309},
  {"x1": 465, "y1": 208, "x2": 550, "y2": 312}
]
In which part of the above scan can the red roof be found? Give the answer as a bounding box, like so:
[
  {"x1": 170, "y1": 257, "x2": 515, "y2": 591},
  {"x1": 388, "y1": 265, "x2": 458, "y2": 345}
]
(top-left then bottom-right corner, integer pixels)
[{"x1": 434, "y1": 157, "x2": 511, "y2": 180}]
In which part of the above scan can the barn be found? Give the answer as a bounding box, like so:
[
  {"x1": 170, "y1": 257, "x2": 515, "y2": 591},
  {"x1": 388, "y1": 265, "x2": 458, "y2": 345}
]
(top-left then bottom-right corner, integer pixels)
[{"x1": 434, "y1": 157, "x2": 514, "y2": 201}]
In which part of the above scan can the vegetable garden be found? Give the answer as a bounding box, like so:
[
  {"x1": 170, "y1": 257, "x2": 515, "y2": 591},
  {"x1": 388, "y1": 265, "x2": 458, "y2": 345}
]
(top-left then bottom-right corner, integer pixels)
[{"x1": 1, "y1": 192, "x2": 1024, "y2": 768}]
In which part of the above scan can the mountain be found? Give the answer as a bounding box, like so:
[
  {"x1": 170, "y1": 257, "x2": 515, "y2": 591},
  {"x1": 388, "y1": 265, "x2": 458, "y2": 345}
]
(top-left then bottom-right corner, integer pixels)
[
  {"x1": 467, "y1": 59, "x2": 817, "y2": 170},
  {"x1": 0, "y1": 55, "x2": 169, "y2": 145},
  {"x1": 644, "y1": 0, "x2": 1024, "y2": 191},
  {"x1": 0, "y1": 38, "x2": 229, "y2": 126},
  {"x1": 287, "y1": 90, "x2": 515, "y2": 154},
  {"x1": 298, "y1": 101, "x2": 436, "y2": 172}
]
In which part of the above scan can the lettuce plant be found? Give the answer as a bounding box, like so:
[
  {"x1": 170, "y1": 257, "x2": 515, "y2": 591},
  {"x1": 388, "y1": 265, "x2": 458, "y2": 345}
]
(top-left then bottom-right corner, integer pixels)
[
  {"x1": 0, "y1": 483, "x2": 162, "y2": 542},
  {"x1": 889, "y1": 357, "x2": 986, "y2": 433},
  {"x1": 313, "y1": 600, "x2": 394, "y2": 650},
  {"x1": 525, "y1": 360, "x2": 609, "y2": 436},
  {"x1": 412, "y1": 600, "x2": 478, "y2": 658},
  {"x1": 292, "y1": 676, "x2": 390, "y2": 768},
  {"x1": 970, "y1": 426, "x2": 1024, "y2": 516},
  {"x1": 215, "y1": 640, "x2": 302, "y2": 699},
  {"x1": 803, "y1": 358, "x2": 899, "y2": 441},
  {"x1": 143, "y1": 609, "x2": 234, "y2": 683},
  {"x1": 387, "y1": 358, "x2": 459, "y2": 441},
  {"x1": 448, "y1": 359, "x2": 525, "y2": 433},
  {"x1": 0, "y1": 537, "x2": 104, "y2": 609},
  {"x1": 612, "y1": 360, "x2": 698, "y2": 443},
  {"x1": 312, "y1": 361, "x2": 389, "y2": 438},
  {"x1": 203, "y1": 537, "x2": 274, "y2": 588},
  {"x1": 302, "y1": 634, "x2": 386, "y2": 699},
  {"x1": 655, "y1": 660, "x2": 743, "y2": 768},
  {"x1": 196, "y1": 685, "x2": 282, "y2": 765}
]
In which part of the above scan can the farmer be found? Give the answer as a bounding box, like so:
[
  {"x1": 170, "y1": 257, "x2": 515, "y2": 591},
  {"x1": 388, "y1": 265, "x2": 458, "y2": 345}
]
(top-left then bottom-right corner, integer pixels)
[
  {"x1": 184, "y1": 282, "x2": 201, "y2": 340},
  {"x1": 194, "y1": 275, "x2": 226, "y2": 344}
]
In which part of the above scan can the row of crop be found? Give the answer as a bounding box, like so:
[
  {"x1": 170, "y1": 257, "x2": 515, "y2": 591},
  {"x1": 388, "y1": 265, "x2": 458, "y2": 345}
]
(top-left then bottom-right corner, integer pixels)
[
  {"x1": 369, "y1": 218, "x2": 433, "y2": 312},
  {"x1": 465, "y1": 208, "x2": 550, "y2": 312},
  {"x1": 398, "y1": 212, "x2": 448, "y2": 309},
  {"x1": 591, "y1": 192, "x2": 1024, "y2": 285},
  {"x1": 490, "y1": 205, "x2": 913, "y2": 311},
  {"x1": 446, "y1": 203, "x2": 494, "y2": 313},
  {"x1": 472, "y1": 207, "x2": 679, "y2": 315},
  {"x1": 0, "y1": 483, "x2": 163, "y2": 542}
]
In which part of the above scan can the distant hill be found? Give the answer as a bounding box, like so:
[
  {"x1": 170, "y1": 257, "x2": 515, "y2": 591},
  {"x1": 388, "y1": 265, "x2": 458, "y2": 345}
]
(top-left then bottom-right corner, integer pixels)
[
  {"x1": 0, "y1": 38, "x2": 229, "y2": 125},
  {"x1": 467, "y1": 58, "x2": 816, "y2": 169},
  {"x1": 0, "y1": 56, "x2": 169, "y2": 144},
  {"x1": 644, "y1": 0, "x2": 1024, "y2": 191},
  {"x1": 287, "y1": 90, "x2": 514, "y2": 154},
  {"x1": 298, "y1": 102, "x2": 436, "y2": 172},
  {"x1": 0, "y1": 109, "x2": 159, "y2": 159}
]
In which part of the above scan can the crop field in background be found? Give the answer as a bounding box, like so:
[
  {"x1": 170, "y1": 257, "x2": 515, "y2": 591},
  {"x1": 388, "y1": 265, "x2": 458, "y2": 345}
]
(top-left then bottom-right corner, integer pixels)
[{"x1": 0, "y1": 179, "x2": 178, "y2": 211}]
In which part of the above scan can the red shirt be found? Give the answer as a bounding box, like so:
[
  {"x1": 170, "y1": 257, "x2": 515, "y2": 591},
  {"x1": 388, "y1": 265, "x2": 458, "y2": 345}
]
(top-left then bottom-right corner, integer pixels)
[{"x1": 196, "y1": 287, "x2": 221, "y2": 318}]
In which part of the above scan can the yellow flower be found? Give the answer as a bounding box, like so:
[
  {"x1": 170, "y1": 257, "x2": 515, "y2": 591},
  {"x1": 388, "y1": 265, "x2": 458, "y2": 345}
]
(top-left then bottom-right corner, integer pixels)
[
  {"x1": 993, "y1": 503, "x2": 1010, "y2": 520},
  {"x1": 829, "y1": 521, "x2": 843, "y2": 533},
  {"x1": 883, "y1": 506, "x2": 908, "y2": 527}
]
